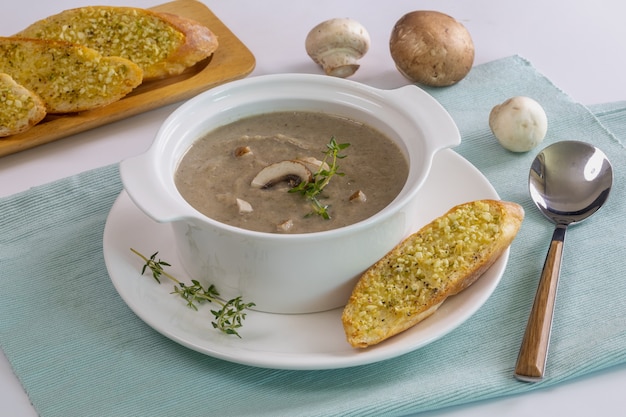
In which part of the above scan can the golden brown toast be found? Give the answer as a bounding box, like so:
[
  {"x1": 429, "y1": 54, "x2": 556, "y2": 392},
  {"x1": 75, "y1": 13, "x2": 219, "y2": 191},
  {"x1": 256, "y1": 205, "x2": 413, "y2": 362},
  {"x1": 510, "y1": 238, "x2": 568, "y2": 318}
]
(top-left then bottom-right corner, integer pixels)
[
  {"x1": 342, "y1": 199, "x2": 524, "y2": 348},
  {"x1": 0, "y1": 37, "x2": 143, "y2": 114},
  {"x1": 16, "y1": 6, "x2": 219, "y2": 80},
  {"x1": 0, "y1": 73, "x2": 46, "y2": 137}
]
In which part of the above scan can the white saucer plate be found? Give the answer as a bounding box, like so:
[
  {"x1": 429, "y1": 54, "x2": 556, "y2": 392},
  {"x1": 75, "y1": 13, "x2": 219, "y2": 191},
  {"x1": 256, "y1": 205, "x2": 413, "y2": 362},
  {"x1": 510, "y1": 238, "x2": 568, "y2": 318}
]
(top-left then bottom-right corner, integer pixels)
[{"x1": 103, "y1": 148, "x2": 506, "y2": 370}]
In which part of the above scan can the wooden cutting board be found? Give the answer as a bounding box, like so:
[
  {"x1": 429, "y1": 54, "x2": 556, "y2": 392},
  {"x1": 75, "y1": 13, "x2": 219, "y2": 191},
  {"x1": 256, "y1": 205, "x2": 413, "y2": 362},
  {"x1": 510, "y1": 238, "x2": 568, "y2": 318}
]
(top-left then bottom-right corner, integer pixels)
[{"x1": 0, "y1": 0, "x2": 256, "y2": 157}]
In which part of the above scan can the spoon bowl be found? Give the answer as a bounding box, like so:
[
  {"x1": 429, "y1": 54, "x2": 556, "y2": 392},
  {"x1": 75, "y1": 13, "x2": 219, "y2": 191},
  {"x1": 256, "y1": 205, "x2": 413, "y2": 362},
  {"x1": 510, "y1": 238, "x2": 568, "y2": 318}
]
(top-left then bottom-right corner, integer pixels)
[
  {"x1": 529, "y1": 140, "x2": 613, "y2": 225},
  {"x1": 515, "y1": 140, "x2": 613, "y2": 382}
]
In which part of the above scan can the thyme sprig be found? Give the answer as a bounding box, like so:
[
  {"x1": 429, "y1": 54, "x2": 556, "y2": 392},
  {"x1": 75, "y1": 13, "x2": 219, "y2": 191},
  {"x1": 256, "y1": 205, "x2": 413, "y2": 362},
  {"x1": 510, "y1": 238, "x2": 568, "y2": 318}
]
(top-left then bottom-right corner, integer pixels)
[
  {"x1": 130, "y1": 248, "x2": 255, "y2": 338},
  {"x1": 289, "y1": 136, "x2": 350, "y2": 219}
]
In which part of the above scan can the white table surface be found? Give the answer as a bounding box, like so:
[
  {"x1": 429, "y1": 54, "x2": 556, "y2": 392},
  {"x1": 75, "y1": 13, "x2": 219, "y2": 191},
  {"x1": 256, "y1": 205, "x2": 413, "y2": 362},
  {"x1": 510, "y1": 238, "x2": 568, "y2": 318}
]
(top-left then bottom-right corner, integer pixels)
[{"x1": 2, "y1": 1, "x2": 625, "y2": 416}]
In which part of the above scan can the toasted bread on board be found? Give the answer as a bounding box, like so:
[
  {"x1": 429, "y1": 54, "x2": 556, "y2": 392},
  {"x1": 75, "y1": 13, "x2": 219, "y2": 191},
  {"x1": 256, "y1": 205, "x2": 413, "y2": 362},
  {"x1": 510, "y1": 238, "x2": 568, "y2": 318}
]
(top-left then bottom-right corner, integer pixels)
[
  {"x1": 342, "y1": 199, "x2": 524, "y2": 348},
  {"x1": 16, "y1": 6, "x2": 219, "y2": 80},
  {"x1": 0, "y1": 37, "x2": 143, "y2": 114},
  {"x1": 0, "y1": 73, "x2": 46, "y2": 137}
]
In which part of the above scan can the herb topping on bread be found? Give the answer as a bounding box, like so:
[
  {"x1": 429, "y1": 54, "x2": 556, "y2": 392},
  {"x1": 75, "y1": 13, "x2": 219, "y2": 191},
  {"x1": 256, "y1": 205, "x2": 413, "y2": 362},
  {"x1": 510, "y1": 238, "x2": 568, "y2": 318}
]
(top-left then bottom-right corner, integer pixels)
[
  {"x1": 0, "y1": 37, "x2": 143, "y2": 114},
  {"x1": 0, "y1": 73, "x2": 46, "y2": 137},
  {"x1": 342, "y1": 199, "x2": 524, "y2": 348},
  {"x1": 16, "y1": 6, "x2": 219, "y2": 80}
]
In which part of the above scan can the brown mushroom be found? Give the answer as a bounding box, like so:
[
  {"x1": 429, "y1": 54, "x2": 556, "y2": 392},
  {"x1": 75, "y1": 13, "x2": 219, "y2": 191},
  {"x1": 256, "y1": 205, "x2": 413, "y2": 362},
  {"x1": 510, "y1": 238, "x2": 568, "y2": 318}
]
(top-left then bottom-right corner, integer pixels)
[{"x1": 389, "y1": 11, "x2": 474, "y2": 87}]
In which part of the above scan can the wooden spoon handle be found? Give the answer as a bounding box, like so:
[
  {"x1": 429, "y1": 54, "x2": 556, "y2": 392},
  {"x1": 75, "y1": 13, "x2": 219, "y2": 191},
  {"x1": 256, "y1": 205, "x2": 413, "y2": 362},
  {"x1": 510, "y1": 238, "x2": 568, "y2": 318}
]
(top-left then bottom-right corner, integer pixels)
[{"x1": 514, "y1": 224, "x2": 566, "y2": 382}]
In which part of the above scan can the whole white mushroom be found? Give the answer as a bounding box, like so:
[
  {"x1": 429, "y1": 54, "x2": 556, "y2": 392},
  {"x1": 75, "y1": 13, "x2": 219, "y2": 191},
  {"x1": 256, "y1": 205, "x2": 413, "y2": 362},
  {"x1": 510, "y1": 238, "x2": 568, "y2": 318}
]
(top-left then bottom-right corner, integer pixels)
[
  {"x1": 305, "y1": 18, "x2": 370, "y2": 78},
  {"x1": 489, "y1": 96, "x2": 548, "y2": 152}
]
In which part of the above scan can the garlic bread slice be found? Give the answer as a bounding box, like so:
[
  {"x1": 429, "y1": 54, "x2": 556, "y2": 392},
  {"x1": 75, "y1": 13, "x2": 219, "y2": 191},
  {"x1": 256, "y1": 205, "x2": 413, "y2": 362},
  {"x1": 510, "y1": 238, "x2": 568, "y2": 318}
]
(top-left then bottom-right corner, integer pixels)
[
  {"x1": 0, "y1": 37, "x2": 142, "y2": 114},
  {"x1": 342, "y1": 199, "x2": 524, "y2": 348},
  {"x1": 16, "y1": 6, "x2": 219, "y2": 80}
]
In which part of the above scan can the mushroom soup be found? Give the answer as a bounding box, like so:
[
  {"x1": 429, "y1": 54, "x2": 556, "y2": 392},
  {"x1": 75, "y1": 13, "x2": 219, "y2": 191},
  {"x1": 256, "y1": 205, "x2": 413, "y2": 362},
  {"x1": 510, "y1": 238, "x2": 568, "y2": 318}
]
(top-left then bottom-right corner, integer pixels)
[{"x1": 175, "y1": 111, "x2": 409, "y2": 233}]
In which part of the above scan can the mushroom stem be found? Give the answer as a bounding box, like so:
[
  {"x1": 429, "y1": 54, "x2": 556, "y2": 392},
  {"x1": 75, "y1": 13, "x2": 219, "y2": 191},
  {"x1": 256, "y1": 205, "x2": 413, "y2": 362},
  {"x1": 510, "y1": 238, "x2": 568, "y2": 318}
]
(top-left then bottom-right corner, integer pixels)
[{"x1": 312, "y1": 51, "x2": 361, "y2": 78}]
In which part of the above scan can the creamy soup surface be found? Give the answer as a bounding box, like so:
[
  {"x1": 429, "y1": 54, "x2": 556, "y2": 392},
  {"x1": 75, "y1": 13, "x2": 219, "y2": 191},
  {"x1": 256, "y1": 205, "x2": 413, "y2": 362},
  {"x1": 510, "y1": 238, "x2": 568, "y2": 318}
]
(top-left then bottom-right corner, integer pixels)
[{"x1": 175, "y1": 111, "x2": 409, "y2": 233}]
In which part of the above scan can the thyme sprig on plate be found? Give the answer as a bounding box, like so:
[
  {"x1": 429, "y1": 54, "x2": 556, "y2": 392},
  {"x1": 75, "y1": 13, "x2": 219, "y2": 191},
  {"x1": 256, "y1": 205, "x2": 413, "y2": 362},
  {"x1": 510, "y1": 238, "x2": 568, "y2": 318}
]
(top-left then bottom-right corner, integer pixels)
[
  {"x1": 130, "y1": 248, "x2": 255, "y2": 337},
  {"x1": 290, "y1": 136, "x2": 350, "y2": 219}
]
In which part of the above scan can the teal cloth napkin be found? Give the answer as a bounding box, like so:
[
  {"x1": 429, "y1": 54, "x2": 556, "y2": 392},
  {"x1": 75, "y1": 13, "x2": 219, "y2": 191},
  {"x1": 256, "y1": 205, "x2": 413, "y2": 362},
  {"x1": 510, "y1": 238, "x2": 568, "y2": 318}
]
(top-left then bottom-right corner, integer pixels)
[{"x1": 1, "y1": 55, "x2": 625, "y2": 417}]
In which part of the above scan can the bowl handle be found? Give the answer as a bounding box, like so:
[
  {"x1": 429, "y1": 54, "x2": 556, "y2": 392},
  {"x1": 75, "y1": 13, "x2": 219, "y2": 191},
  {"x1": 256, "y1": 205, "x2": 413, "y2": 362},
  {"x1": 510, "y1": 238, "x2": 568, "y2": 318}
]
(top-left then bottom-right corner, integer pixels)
[
  {"x1": 391, "y1": 84, "x2": 461, "y2": 150},
  {"x1": 119, "y1": 153, "x2": 190, "y2": 223}
]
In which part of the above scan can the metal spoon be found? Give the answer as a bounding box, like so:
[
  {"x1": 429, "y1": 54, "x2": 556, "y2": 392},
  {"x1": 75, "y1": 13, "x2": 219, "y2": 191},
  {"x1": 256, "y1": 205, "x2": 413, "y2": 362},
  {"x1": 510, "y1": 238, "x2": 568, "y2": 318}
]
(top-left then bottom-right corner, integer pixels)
[{"x1": 514, "y1": 140, "x2": 613, "y2": 382}]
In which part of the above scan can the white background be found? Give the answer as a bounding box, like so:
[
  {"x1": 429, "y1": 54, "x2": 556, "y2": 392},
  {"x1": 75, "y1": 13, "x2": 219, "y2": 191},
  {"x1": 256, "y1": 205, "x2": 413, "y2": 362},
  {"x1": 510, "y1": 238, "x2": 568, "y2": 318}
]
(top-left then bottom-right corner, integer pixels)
[{"x1": 1, "y1": 1, "x2": 625, "y2": 416}]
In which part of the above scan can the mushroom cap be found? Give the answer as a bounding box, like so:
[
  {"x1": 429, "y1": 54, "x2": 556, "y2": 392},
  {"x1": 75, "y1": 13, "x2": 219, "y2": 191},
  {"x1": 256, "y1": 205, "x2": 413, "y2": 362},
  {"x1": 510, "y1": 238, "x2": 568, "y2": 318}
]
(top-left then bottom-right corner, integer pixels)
[
  {"x1": 305, "y1": 17, "x2": 371, "y2": 78},
  {"x1": 296, "y1": 156, "x2": 330, "y2": 173},
  {"x1": 389, "y1": 10, "x2": 474, "y2": 87},
  {"x1": 489, "y1": 96, "x2": 548, "y2": 153}
]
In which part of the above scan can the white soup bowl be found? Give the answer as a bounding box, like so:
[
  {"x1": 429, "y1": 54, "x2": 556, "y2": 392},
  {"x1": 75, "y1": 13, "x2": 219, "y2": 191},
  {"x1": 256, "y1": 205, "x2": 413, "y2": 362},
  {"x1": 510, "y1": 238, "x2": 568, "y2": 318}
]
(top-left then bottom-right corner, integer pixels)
[{"x1": 120, "y1": 74, "x2": 460, "y2": 314}]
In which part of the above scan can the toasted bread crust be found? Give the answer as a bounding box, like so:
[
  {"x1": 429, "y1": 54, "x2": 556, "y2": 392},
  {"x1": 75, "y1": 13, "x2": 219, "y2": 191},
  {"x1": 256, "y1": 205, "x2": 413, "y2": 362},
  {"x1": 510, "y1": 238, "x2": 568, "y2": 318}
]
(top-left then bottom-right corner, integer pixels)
[
  {"x1": 0, "y1": 37, "x2": 143, "y2": 114},
  {"x1": 16, "y1": 6, "x2": 218, "y2": 80},
  {"x1": 0, "y1": 73, "x2": 46, "y2": 137},
  {"x1": 152, "y1": 12, "x2": 219, "y2": 78},
  {"x1": 342, "y1": 200, "x2": 524, "y2": 348}
]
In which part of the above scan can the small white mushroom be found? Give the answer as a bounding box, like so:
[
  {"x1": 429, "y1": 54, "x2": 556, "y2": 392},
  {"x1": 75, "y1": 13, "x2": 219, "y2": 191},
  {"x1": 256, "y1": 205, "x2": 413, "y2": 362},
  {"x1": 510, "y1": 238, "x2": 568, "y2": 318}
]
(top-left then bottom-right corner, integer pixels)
[
  {"x1": 489, "y1": 96, "x2": 548, "y2": 153},
  {"x1": 251, "y1": 160, "x2": 312, "y2": 189},
  {"x1": 296, "y1": 156, "x2": 330, "y2": 173},
  {"x1": 236, "y1": 198, "x2": 253, "y2": 214},
  {"x1": 349, "y1": 189, "x2": 367, "y2": 203},
  {"x1": 276, "y1": 219, "x2": 294, "y2": 233},
  {"x1": 305, "y1": 18, "x2": 371, "y2": 78}
]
